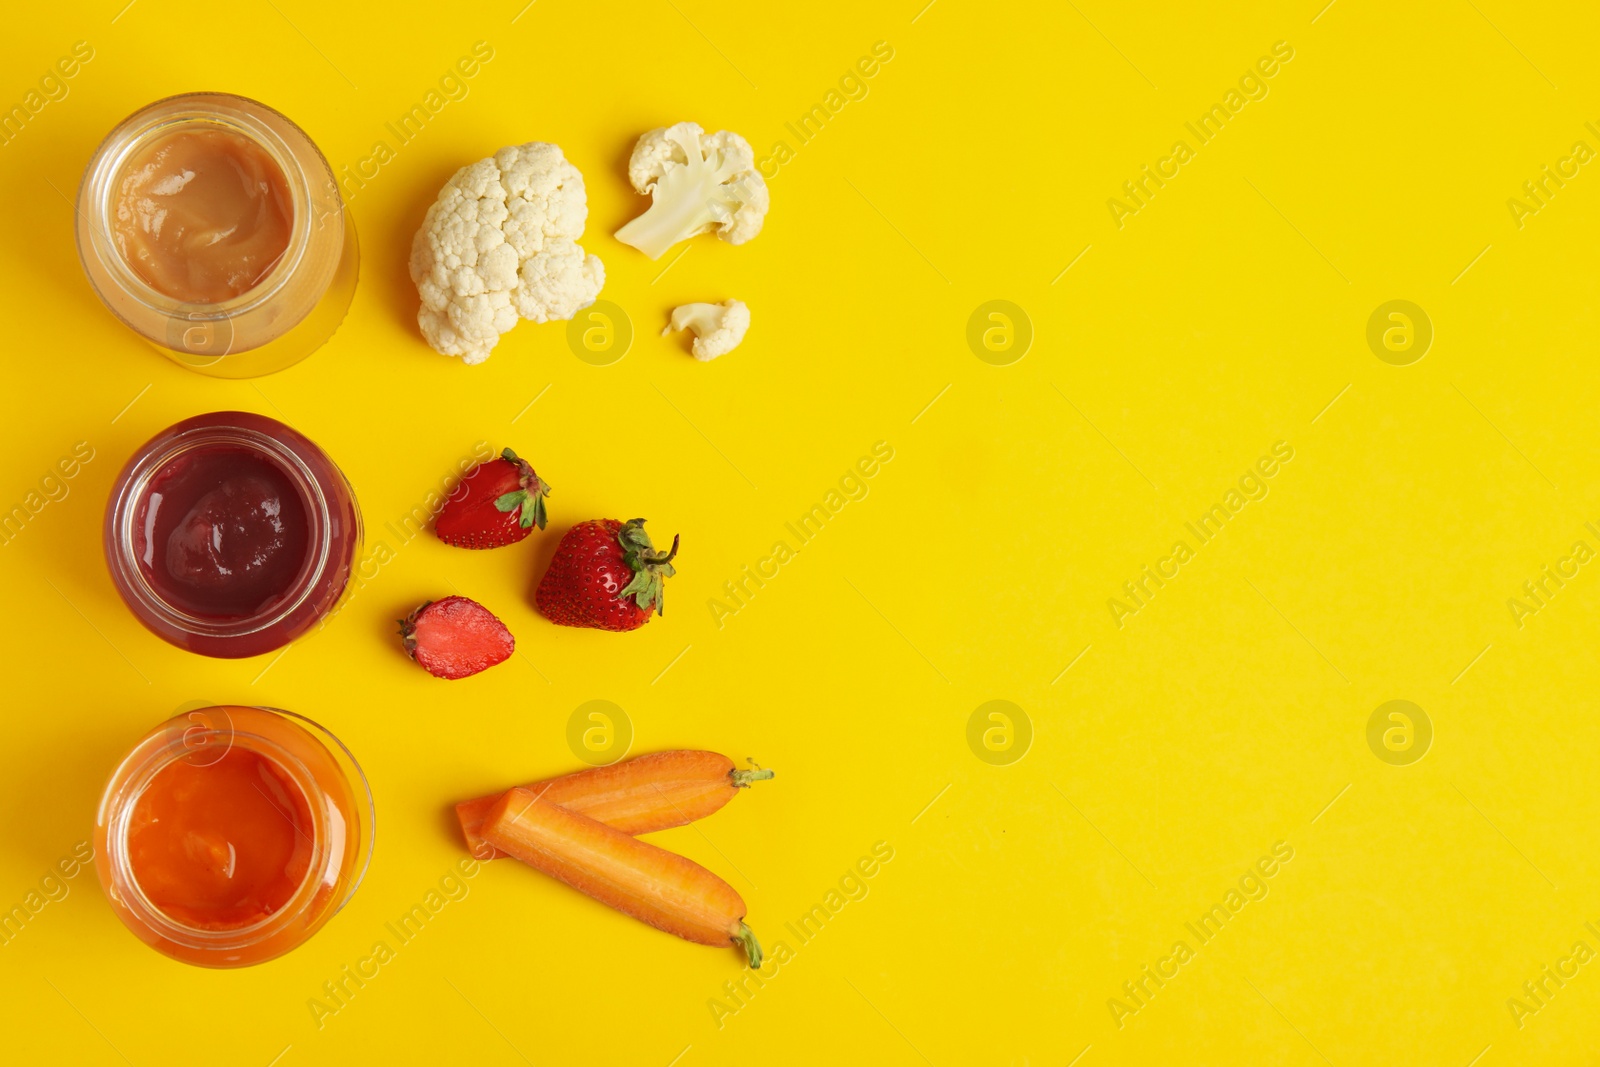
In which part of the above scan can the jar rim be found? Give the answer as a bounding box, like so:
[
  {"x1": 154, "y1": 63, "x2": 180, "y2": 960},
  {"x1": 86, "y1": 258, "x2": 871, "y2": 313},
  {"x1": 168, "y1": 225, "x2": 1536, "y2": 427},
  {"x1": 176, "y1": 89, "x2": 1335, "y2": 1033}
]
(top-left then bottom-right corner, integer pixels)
[
  {"x1": 97, "y1": 706, "x2": 375, "y2": 954},
  {"x1": 103, "y1": 724, "x2": 327, "y2": 947},
  {"x1": 77, "y1": 92, "x2": 321, "y2": 321},
  {"x1": 104, "y1": 412, "x2": 337, "y2": 642}
]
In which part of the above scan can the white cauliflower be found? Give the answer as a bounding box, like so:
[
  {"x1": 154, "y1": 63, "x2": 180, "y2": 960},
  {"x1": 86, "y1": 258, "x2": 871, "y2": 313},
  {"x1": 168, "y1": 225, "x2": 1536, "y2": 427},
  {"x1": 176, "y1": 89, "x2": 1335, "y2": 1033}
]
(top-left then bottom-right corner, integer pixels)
[
  {"x1": 410, "y1": 143, "x2": 605, "y2": 364},
  {"x1": 615, "y1": 122, "x2": 769, "y2": 259},
  {"x1": 662, "y1": 299, "x2": 750, "y2": 361}
]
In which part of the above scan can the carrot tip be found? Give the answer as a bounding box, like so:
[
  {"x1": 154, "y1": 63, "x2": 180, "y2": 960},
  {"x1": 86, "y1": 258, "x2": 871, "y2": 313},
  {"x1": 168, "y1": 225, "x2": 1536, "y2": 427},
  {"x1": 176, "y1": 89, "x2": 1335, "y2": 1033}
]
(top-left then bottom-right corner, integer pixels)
[
  {"x1": 730, "y1": 760, "x2": 775, "y2": 788},
  {"x1": 734, "y1": 921, "x2": 763, "y2": 969}
]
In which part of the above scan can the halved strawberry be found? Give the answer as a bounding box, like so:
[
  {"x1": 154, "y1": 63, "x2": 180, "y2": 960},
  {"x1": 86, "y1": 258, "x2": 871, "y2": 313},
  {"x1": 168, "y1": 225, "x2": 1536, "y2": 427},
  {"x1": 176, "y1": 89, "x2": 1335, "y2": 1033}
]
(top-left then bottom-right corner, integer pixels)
[
  {"x1": 435, "y1": 448, "x2": 550, "y2": 549},
  {"x1": 399, "y1": 597, "x2": 515, "y2": 679}
]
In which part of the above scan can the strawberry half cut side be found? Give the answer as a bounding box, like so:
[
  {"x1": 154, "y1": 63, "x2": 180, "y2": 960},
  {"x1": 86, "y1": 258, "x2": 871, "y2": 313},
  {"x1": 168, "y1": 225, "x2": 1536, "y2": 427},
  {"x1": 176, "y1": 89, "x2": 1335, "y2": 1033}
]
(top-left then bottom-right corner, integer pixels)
[{"x1": 399, "y1": 596, "x2": 515, "y2": 679}]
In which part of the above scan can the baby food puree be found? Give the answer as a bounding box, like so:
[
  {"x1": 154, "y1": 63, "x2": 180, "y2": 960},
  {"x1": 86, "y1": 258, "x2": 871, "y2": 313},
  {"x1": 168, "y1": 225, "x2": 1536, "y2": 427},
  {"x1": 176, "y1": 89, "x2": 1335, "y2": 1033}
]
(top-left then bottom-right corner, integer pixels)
[{"x1": 111, "y1": 126, "x2": 292, "y2": 304}]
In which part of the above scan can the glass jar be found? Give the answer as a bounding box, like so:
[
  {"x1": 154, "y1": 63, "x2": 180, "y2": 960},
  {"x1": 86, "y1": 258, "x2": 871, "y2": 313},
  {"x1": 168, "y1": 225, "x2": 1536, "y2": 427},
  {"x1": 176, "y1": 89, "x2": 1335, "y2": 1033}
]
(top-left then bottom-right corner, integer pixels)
[
  {"x1": 95, "y1": 705, "x2": 374, "y2": 967},
  {"x1": 103, "y1": 411, "x2": 361, "y2": 658},
  {"x1": 76, "y1": 92, "x2": 358, "y2": 378}
]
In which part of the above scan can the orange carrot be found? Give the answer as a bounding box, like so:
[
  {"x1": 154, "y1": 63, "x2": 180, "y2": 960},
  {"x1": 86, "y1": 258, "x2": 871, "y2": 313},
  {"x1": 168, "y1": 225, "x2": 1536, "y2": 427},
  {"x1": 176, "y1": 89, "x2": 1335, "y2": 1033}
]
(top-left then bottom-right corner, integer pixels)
[
  {"x1": 456, "y1": 750, "x2": 773, "y2": 860},
  {"x1": 482, "y1": 786, "x2": 762, "y2": 965}
]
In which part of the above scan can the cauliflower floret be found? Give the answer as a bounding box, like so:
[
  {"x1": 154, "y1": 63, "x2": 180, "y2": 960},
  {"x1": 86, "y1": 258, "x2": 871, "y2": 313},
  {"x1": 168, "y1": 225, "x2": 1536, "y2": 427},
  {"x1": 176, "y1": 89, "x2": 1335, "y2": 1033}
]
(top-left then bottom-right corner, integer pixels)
[
  {"x1": 410, "y1": 143, "x2": 605, "y2": 364},
  {"x1": 662, "y1": 299, "x2": 750, "y2": 361},
  {"x1": 615, "y1": 122, "x2": 769, "y2": 259}
]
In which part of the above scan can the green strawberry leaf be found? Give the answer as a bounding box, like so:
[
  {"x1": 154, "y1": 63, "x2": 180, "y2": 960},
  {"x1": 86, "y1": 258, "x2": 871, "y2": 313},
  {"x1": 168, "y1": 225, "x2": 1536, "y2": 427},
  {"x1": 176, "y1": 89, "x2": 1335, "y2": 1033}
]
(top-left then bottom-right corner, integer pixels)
[
  {"x1": 618, "y1": 567, "x2": 660, "y2": 615},
  {"x1": 527, "y1": 486, "x2": 549, "y2": 530},
  {"x1": 494, "y1": 469, "x2": 551, "y2": 530},
  {"x1": 494, "y1": 490, "x2": 527, "y2": 516},
  {"x1": 615, "y1": 520, "x2": 679, "y2": 616}
]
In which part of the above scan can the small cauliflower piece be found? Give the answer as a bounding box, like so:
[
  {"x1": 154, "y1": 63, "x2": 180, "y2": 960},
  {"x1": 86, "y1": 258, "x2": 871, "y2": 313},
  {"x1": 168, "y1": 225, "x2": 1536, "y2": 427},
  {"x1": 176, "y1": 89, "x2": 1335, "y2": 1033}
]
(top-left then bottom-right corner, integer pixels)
[
  {"x1": 410, "y1": 142, "x2": 605, "y2": 364},
  {"x1": 615, "y1": 122, "x2": 769, "y2": 259},
  {"x1": 662, "y1": 299, "x2": 750, "y2": 361}
]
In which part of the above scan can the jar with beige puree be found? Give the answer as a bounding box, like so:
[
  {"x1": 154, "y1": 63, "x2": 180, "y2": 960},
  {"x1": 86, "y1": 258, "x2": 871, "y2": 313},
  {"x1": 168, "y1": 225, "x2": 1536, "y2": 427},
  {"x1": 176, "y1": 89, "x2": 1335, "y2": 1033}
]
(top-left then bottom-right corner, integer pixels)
[{"x1": 76, "y1": 93, "x2": 358, "y2": 378}]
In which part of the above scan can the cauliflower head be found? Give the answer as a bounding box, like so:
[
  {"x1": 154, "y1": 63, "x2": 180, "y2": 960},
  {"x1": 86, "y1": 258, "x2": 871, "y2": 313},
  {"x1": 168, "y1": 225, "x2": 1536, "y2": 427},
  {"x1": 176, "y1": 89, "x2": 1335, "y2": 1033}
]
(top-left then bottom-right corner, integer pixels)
[
  {"x1": 662, "y1": 299, "x2": 751, "y2": 361},
  {"x1": 615, "y1": 122, "x2": 769, "y2": 259},
  {"x1": 410, "y1": 142, "x2": 605, "y2": 364}
]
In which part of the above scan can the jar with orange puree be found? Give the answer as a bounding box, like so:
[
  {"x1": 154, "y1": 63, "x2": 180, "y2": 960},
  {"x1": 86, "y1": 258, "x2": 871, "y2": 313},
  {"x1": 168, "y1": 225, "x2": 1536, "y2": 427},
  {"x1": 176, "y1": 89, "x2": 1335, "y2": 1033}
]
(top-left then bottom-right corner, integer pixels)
[
  {"x1": 95, "y1": 706, "x2": 373, "y2": 966},
  {"x1": 76, "y1": 92, "x2": 358, "y2": 377}
]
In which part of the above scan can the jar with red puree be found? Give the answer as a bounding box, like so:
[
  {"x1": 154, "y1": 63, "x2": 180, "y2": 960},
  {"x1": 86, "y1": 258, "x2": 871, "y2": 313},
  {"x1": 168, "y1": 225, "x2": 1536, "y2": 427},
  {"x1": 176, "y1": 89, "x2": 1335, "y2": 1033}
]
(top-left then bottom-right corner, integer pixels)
[
  {"x1": 76, "y1": 92, "x2": 358, "y2": 377},
  {"x1": 104, "y1": 411, "x2": 360, "y2": 658},
  {"x1": 95, "y1": 706, "x2": 374, "y2": 967}
]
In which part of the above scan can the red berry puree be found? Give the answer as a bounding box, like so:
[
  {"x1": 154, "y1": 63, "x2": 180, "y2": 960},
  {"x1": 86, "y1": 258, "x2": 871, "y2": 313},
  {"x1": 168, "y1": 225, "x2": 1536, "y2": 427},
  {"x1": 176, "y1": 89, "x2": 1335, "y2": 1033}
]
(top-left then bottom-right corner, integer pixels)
[
  {"x1": 107, "y1": 411, "x2": 359, "y2": 657},
  {"x1": 135, "y1": 448, "x2": 310, "y2": 619}
]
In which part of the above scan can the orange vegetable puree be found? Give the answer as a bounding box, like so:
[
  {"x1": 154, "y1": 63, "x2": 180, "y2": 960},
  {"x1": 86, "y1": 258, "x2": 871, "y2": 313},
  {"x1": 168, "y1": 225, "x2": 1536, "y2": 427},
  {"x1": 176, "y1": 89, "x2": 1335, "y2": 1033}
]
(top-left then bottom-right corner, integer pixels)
[
  {"x1": 111, "y1": 127, "x2": 293, "y2": 304},
  {"x1": 127, "y1": 747, "x2": 313, "y2": 930}
]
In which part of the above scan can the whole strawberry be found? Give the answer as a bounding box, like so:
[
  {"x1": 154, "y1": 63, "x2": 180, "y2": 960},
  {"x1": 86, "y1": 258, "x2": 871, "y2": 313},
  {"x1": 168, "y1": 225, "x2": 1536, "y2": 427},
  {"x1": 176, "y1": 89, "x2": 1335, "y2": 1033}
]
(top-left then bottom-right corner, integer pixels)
[
  {"x1": 536, "y1": 518, "x2": 679, "y2": 631},
  {"x1": 435, "y1": 448, "x2": 550, "y2": 549},
  {"x1": 399, "y1": 596, "x2": 515, "y2": 678}
]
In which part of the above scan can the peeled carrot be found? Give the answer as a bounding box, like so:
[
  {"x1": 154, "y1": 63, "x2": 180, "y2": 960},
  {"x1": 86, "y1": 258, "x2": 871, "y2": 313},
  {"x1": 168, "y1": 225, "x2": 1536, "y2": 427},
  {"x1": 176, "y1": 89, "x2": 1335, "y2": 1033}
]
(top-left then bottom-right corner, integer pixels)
[
  {"x1": 456, "y1": 750, "x2": 774, "y2": 860},
  {"x1": 482, "y1": 786, "x2": 762, "y2": 965}
]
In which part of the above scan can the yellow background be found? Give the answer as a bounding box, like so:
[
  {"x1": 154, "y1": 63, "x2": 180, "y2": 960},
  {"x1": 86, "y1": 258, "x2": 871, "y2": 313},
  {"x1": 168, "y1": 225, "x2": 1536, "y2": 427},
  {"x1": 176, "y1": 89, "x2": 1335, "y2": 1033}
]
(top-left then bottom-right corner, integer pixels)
[{"x1": 1, "y1": 0, "x2": 1598, "y2": 1063}]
